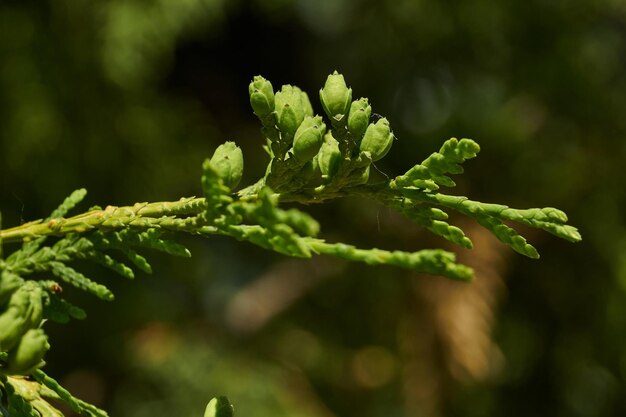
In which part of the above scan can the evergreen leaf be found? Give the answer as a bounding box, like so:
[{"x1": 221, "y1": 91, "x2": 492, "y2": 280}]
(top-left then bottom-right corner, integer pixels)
[
  {"x1": 475, "y1": 217, "x2": 540, "y2": 259},
  {"x1": 400, "y1": 206, "x2": 473, "y2": 249},
  {"x1": 49, "y1": 262, "x2": 114, "y2": 301},
  {"x1": 43, "y1": 292, "x2": 87, "y2": 323},
  {"x1": 32, "y1": 371, "x2": 109, "y2": 417},
  {"x1": 119, "y1": 248, "x2": 152, "y2": 274},
  {"x1": 79, "y1": 252, "x2": 135, "y2": 280},
  {"x1": 392, "y1": 138, "x2": 480, "y2": 189},
  {"x1": 48, "y1": 189, "x2": 87, "y2": 220},
  {"x1": 308, "y1": 240, "x2": 473, "y2": 281}
]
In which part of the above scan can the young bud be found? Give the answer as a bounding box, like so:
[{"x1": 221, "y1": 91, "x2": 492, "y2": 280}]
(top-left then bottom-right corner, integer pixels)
[
  {"x1": 318, "y1": 132, "x2": 342, "y2": 179},
  {"x1": 319, "y1": 71, "x2": 352, "y2": 121},
  {"x1": 5, "y1": 328, "x2": 50, "y2": 375},
  {"x1": 275, "y1": 85, "x2": 307, "y2": 138},
  {"x1": 204, "y1": 396, "x2": 234, "y2": 417},
  {"x1": 300, "y1": 91, "x2": 314, "y2": 117},
  {"x1": 248, "y1": 76, "x2": 275, "y2": 118},
  {"x1": 275, "y1": 104, "x2": 299, "y2": 138},
  {"x1": 0, "y1": 271, "x2": 21, "y2": 306},
  {"x1": 209, "y1": 141, "x2": 244, "y2": 189},
  {"x1": 347, "y1": 98, "x2": 371, "y2": 140},
  {"x1": 292, "y1": 115, "x2": 326, "y2": 163},
  {"x1": 359, "y1": 118, "x2": 394, "y2": 161},
  {"x1": 0, "y1": 308, "x2": 28, "y2": 351},
  {"x1": 0, "y1": 283, "x2": 42, "y2": 351}
]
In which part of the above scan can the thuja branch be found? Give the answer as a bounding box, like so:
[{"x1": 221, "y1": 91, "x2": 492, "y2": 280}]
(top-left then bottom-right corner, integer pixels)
[
  {"x1": 0, "y1": 71, "x2": 581, "y2": 417},
  {"x1": 0, "y1": 187, "x2": 578, "y2": 281},
  {"x1": 0, "y1": 196, "x2": 209, "y2": 244},
  {"x1": 0, "y1": 185, "x2": 580, "y2": 263}
]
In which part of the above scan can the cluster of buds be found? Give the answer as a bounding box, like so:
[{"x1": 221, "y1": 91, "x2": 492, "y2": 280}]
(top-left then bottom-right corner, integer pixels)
[
  {"x1": 244, "y1": 71, "x2": 397, "y2": 190},
  {"x1": 0, "y1": 273, "x2": 49, "y2": 375},
  {"x1": 319, "y1": 72, "x2": 393, "y2": 161}
]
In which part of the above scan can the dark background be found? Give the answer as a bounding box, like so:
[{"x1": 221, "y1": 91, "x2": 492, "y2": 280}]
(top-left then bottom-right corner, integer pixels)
[{"x1": 1, "y1": 1, "x2": 625, "y2": 416}]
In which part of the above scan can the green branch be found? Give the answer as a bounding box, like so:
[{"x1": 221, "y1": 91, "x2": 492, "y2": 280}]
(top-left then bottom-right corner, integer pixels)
[
  {"x1": 0, "y1": 71, "x2": 581, "y2": 417},
  {"x1": 0, "y1": 196, "x2": 209, "y2": 244}
]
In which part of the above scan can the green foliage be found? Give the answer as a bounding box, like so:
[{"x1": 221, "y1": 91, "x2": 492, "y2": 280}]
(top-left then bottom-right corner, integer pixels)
[{"x1": 0, "y1": 72, "x2": 580, "y2": 416}]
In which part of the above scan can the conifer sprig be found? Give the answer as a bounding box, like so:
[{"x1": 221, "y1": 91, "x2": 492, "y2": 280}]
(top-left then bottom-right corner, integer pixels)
[
  {"x1": 0, "y1": 71, "x2": 580, "y2": 416},
  {"x1": 391, "y1": 137, "x2": 480, "y2": 190}
]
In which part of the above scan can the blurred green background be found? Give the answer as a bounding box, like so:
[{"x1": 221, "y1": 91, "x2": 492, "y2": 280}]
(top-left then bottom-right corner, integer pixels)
[{"x1": 1, "y1": 0, "x2": 626, "y2": 416}]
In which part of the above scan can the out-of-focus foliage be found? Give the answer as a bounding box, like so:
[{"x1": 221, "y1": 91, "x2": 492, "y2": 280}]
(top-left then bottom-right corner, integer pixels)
[
  {"x1": 0, "y1": 0, "x2": 624, "y2": 417},
  {"x1": 0, "y1": 0, "x2": 228, "y2": 208}
]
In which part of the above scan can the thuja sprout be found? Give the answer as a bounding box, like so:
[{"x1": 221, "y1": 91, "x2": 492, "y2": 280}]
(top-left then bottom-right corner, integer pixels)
[{"x1": 0, "y1": 71, "x2": 580, "y2": 417}]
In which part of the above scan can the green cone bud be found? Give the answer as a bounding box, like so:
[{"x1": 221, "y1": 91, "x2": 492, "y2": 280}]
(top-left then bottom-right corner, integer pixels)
[
  {"x1": 276, "y1": 104, "x2": 298, "y2": 138},
  {"x1": 274, "y1": 85, "x2": 307, "y2": 138},
  {"x1": 5, "y1": 328, "x2": 50, "y2": 375},
  {"x1": 248, "y1": 76, "x2": 275, "y2": 118},
  {"x1": 319, "y1": 71, "x2": 352, "y2": 121},
  {"x1": 318, "y1": 132, "x2": 342, "y2": 179},
  {"x1": 301, "y1": 91, "x2": 314, "y2": 117},
  {"x1": 0, "y1": 283, "x2": 42, "y2": 351},
  {"x1": 24, "y1": 284, "x2": 43, "y2": 330},
  {"x1": 359, "y1": 118, "x2": 394, "y2": 161},
  {"x1": 292, "y1": 115, "x2": 326, "y2": 163},
  {"x1": 204, "y1": 396, "x2": 234, "y2": 417},
  {"x1": 347, "y1": 98, "x2": 371, "y2": 140},
  {"x1": 0, "y1": 271, "x2": 22, "y2": 306},
  {"x1": 0, "y1": 308, "x2": 28, "y2": 351},
  {"x1": 209, "y1": 141, "x2": 244, "y2": 189}
]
